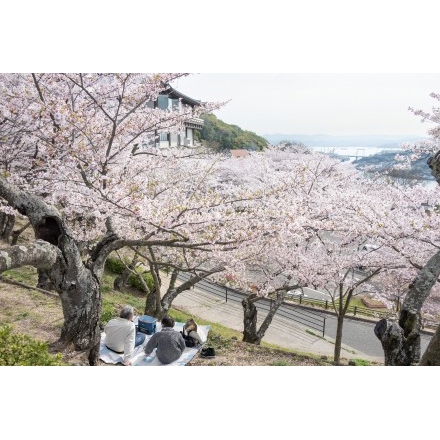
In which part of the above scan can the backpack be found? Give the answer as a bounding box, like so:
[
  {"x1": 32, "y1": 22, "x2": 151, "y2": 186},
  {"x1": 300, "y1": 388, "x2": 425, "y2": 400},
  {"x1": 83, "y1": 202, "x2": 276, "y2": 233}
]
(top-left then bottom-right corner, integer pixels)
[{"x1": 181, "y1": 330, "x2": 197, "y2": 348}]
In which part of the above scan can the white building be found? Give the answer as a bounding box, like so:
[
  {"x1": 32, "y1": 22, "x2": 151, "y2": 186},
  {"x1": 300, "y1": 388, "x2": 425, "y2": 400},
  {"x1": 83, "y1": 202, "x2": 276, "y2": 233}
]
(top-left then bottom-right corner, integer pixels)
[{"x1": 142, "y1": 85, "x2": 204, "y2": 149}]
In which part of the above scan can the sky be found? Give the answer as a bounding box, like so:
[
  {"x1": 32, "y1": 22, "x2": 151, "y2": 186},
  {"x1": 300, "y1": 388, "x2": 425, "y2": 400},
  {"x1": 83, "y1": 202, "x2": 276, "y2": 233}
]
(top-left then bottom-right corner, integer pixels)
[{"x1": 173, "y1": 73, "x2": 440, "y2": 137}]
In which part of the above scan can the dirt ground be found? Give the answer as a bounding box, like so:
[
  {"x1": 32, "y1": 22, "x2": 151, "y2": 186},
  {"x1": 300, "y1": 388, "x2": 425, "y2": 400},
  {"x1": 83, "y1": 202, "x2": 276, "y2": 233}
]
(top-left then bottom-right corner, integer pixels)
[{"x1": 0, "y1": 275, "x2": 335, "y2": 366}]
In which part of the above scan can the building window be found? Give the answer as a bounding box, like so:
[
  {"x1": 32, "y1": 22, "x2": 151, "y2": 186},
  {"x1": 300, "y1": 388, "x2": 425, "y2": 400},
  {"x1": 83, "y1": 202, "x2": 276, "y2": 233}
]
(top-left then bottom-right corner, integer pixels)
[
  {"x1": 171, "y1": 98, "x2": 180, "y2": 111},
  {"x1": 157, "y1": 95, "x2": 169, "y2": 110}
]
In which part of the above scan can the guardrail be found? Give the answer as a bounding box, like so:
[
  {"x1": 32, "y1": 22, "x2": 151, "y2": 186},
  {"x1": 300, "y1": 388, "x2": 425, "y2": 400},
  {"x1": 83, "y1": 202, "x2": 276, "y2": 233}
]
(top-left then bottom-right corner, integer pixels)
[
  {"x1": 176, "y1": 273, "x2": 326, "y2": 337},
  {"x1": 176, "y1": 273, "x2": 438, "y2": 333},
  {"x1": 285, "y1": 293, "x2": 394, "y2": 320}
]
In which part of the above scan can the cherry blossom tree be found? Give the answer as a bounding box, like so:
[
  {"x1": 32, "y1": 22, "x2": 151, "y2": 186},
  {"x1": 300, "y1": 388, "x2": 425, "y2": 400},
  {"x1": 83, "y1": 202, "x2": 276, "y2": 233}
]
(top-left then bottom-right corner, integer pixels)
[
  {"x1": 208, "y1": 146, "x2": 440, "y2": 365},
  {"x1": 0, "y1": 73, "x2": 260, "y2": 365},
  {"x1": 209, "y1": 148, "x2": 390, "y2": 353},
  {"x1": 373, "y1": 92, "x2": 440, "y2": 365}
]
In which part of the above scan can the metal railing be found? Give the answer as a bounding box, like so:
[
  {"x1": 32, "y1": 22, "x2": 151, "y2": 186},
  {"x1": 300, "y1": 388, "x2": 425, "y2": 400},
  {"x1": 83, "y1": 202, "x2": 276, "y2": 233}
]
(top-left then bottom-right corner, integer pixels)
[
  {"x1": 176, "y1": 273, "x2": 326, "y2": 337},
  {"x1": 176, "y1": 273, "x2": 438, "y2": 333},
  {"x1": 285, "y1": 293, "x2": 394, "y2": 320}
]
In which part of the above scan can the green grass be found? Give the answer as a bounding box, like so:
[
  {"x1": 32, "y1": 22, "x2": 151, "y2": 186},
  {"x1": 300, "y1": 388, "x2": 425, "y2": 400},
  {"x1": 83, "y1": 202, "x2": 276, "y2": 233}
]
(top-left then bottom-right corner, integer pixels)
[
  {"x1": 270, "y1": 360, "x2": 290, "y2": 366},
  {"x1": 350, "y1": 358, "x2": 371, "y2": 366},
  {"x1": 2, "y1": 266, "x2": 39, "y2": 285}
]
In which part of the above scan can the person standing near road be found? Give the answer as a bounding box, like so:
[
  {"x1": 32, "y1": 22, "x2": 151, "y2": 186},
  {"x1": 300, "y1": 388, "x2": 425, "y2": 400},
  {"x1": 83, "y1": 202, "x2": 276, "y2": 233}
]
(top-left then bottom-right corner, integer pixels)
[
  {"x1": 143, "y1": 315, "x2": 186, "y2": 364},
  {"x1": 104, "y1": 305, "x2": 146, "y2": 366}
]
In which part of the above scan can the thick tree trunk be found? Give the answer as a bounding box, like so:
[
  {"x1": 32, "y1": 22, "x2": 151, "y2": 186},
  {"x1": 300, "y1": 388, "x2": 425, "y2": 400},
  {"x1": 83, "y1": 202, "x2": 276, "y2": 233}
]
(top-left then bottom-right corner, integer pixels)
[
  {"x1": 37, "y1": 225, "x2": 103, "y2": 365},
  {"x1": 0, "y1": 238, "x2": 102, "y2": 365},
  {"x1": 374, "y1": 318, "x2": 420, "y2": 365},
  {"x1": 0, "y1": 178, "x2": 104, "y2": 365},
  {"x1": 374, "y1": 249, "x2": 440, "y2": 365}
]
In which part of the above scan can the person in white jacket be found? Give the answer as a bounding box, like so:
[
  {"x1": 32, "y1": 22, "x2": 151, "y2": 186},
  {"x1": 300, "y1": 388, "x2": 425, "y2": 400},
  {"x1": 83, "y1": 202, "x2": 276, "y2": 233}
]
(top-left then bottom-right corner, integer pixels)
[{"x1": 104, "y1": 305, "x2": 145, "y2": 365}]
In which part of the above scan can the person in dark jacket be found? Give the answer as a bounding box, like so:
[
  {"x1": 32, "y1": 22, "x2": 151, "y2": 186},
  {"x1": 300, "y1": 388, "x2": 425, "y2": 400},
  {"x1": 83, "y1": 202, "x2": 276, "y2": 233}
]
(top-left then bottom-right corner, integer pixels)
[{"x1": 143, "y1": 315, "x2": 186, "y2": 364}]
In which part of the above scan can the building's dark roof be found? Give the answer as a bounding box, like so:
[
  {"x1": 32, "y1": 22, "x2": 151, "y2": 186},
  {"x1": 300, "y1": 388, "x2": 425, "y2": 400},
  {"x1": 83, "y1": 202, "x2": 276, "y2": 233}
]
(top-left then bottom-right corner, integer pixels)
[{"x1": 162, "y1": 85, "x2": 202, "y2": 107}]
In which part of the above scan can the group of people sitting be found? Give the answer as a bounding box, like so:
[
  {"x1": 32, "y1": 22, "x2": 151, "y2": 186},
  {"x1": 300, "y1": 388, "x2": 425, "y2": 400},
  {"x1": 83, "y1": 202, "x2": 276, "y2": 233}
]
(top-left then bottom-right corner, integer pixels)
[{"x1": 103, "y1": 305, "x2": 203, "y2": 365}]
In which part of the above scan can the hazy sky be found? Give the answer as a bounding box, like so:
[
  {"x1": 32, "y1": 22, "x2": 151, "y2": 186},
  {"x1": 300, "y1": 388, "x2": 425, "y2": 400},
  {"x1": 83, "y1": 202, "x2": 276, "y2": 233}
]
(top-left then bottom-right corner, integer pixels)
[{"x1": 173, "y1": 74, "x2": 440, "y2": 138}]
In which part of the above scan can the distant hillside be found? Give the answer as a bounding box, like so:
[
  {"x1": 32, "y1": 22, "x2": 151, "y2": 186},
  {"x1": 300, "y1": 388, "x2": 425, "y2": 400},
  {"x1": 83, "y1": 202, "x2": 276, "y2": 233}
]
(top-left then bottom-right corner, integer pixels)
[
  {"x1": 352, "y1": 150, "x2": 435, "y2": 181},
  {"x1": 263, "y1": 133, "x2": 427, "y2": 148},
  {"x1": 198, "y1": 113, "x2": 269, "y2": 151}
]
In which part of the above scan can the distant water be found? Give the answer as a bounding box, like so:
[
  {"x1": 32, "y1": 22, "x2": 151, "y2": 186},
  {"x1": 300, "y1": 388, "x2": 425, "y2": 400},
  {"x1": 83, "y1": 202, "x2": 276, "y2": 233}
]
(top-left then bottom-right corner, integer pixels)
[{"x1": 311, "y1": 145, "x2": 401, "y2": 158}]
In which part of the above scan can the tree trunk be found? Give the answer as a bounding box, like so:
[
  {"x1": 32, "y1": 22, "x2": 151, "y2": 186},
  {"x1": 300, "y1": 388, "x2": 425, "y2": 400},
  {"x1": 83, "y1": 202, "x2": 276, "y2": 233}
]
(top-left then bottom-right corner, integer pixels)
[
  {"x1": 113, "y1": 253, "x2": 139, "y2": 291},
  {"x1": 0, "y1": 178, "x2": 104, "y2": 365},
  {"x1": 333, "y1": 283, "x2": 349, "y2": 365},
  {"x1": 37, "y1": 223, "x2": 103, "y2": 365},
  {"x1": 243, "y1": 291, "x2": 287, "y2": 345},
  {"x1": 0, "y1": 237, "x2": 103, "y2": 365},
  {"x1": 144, "y1": 288, "x2": 157, "y2": 316},
  {"x1": 0, "y1": 212, "x2": 15, "y2": 242},
  {"x1": 242, "y1": 295, "x2": 259, "y2": 343},
  {"x1": 374, "y1": 318, "x2": 420, "y2": 365},
  {"x1": 159, "y1": 268, "x2": 224, "y2": 320},
  {"x1": 334, "y1": 313, "x2": 345, "y2": 365},
  {"x1": 144, "y1": 262, "x2": 164, "y2": 316},
  {"x1": 56, "y1": 257, "x2": 102, "y2": 366},
  {"x1": 11, "y1": 221, "x2": 31, "y2": 245},
  {"x1": 150, "y1": 260, "x2": 162, "y2": 315},
  {"x1": 374, "y1": 249, "x2": 440, "y2": 365},
  {"x1": 419, "y1": 324, "x2": 440, "y2": 365},
  {"x1": 37, "y1": 268, "x2": 55, "y2": 290}
]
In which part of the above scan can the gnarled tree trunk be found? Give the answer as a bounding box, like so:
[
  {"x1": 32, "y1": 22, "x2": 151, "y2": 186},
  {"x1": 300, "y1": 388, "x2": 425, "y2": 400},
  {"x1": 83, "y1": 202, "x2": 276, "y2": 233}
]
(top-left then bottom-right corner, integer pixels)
[
  {"x1": 0, "y1": 178, "x2": 104, "y2": 365},
  {"x1": 375, "y1": 249, "x2": 440, "y2": 365}
]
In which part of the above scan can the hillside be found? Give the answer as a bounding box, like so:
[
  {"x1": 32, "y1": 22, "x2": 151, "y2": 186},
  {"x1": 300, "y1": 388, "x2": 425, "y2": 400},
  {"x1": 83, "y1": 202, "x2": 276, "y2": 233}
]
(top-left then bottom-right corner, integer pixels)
[
  {"x1": 0, "y1": 219, "x2": 338, "y2": 368},
  {"x1": 0, "y1": 272, "x2": 336, "y2": 366},
  {"x1": 263, "y1": 133, "x2": 427, "y2": 148},
  {"x1": 198, "y1": 113, "x2": 269, "y2": 151},
  {"x1": 352, "y1": 150, "x2": 435, "y2": 182}
]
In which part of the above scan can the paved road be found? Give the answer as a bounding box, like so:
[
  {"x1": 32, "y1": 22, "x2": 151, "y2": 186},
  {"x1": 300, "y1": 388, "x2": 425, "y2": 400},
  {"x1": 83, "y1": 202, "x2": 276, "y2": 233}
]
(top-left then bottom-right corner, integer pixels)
[{"x1": 163, "y1": 274, "x2": 434, "y2": 364}]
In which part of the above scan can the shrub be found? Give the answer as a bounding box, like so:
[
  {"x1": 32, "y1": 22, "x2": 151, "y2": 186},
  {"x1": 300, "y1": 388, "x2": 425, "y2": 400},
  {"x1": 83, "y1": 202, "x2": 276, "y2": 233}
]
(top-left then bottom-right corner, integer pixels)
[
  {"x1": 105, "y1": 256, "x2": 129, "y2": 274},
  {"x1": 349, "y1": 358, "x2": 371, "y2": 366},
  {"x1": 128, "y1": 271, "x2": 154, "y2": 291},
  {"x1": 0, "y1": 325, "x2": 65, "y2": 366}
]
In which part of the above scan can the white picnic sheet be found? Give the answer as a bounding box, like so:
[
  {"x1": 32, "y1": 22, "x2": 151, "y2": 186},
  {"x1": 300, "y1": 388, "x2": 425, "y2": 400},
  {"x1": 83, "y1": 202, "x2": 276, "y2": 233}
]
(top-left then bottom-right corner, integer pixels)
[{"x1": 99, "y1": 318, "x2": 210, "y2": 366}]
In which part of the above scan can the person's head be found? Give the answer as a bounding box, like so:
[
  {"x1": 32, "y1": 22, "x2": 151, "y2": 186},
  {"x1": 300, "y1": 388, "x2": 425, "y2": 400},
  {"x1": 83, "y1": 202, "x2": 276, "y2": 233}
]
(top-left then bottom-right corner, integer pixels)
[
  {"x1": 161, "y1": 315, "x2": 175, "y2": 328},
  {"x1": 184, "y1": 318, "x2": 197, "y2": 333},
  {"x1": 120, "y1": 305, "x2": 134, "y2": 321}
]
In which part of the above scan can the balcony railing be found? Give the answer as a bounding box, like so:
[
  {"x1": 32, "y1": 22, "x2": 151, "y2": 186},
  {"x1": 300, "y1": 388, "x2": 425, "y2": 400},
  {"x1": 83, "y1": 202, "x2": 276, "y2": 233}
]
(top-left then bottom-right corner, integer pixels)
[{"x1": 184, "y1": 117, "x2": 204, "y2": 130}]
